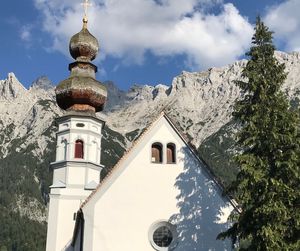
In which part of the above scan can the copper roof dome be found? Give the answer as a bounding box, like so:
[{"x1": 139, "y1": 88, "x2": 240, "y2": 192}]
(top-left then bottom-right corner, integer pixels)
[
  {"x1": 55, "y1": 18, "x2": 107, "y2": 113},
  {"x1": 69, "y1": 18, "x2": 99, "y2": 61}
]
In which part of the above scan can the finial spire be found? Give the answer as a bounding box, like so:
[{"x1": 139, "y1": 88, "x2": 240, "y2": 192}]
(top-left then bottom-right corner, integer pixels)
[{"x1": 81, "y1": 0, "x2": 92, "y2": 25}]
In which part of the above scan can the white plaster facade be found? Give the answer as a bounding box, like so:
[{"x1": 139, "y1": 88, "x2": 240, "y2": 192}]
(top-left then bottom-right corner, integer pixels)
[
  {"x1": 69, "y1": 114, "x2": 235, "y2": 251},
  {"x1": 46, "y1": 113, "x2": 105, "y2": 251},
  {"x1": 55, "y1": 114, "x2": 103, "y2": 164}
]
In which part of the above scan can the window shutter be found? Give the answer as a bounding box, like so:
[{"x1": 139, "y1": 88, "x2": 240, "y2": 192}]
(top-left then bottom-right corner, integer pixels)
[
  {"x1": 75, "y1": 140, "x2": 84, "y2": 159},
  {"x1": 152, "y1": 143, "x2": 162, "y2": 163},
  {"x1": 152, "y1": 147, "x2": 159, "y2": 162},
  {"x1": 167, "y1": 147, "x2": 172, "y2": 163},
  {"x1": 167, "y1": 144, "x2": 176, "y2": 163}
]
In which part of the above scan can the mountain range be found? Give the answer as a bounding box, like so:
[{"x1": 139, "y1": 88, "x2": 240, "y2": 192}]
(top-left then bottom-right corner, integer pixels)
[{"x1": 0, "y1": 51, "x2": 299, "y2": 250}]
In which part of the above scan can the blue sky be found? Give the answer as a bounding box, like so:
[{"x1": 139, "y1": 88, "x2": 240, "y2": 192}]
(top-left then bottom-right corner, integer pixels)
[{"x1": 0, "y1": 0, "x2": 298, "y2": 90}]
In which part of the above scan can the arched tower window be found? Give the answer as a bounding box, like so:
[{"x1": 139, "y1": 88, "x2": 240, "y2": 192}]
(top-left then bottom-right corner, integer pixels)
[
  {"x1": 151, "y1": 143, "x2": 163, "y2": 163},
  {"x1": 167, "y1": 143, "x2": 176, "y2": 164},
  {"x1": 75, "y1": 140, "x2": 84, "y2": 159}
]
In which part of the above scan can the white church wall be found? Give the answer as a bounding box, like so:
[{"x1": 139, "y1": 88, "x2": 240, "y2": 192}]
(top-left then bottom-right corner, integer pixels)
[
  {"x1": 47, "y1": 195, "x2": 81, "y2": 251},
  {"x1": 67, "y1": 166, "x2": 86, "y2": 186},
  {"x1": 53, "y1": 166, "x2": 66, "y2": 185},
  {"x1": 89, "y1": 140, "x2": 98, "y2": 163},
  {"x1": 170, "y1": 148, "x2": 233, "y2": 251},
  {"x1": 86, "y1": 168, "x2": 100, "y2": 185},
  {"x1": 81, "y1": 116, "x2": 234, "y2": 251}
]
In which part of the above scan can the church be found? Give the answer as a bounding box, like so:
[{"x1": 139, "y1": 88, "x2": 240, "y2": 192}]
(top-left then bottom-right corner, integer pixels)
[{"x1": 46, "y1": 3, "x2": 238, "y2": 251}]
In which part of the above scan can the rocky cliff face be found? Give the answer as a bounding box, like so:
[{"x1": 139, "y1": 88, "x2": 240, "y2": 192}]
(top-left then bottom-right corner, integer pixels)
[
  {"x1": 0, "y1": 73, "x2": 27, "y2": 100},
  {"x1": 105, "y1": 51, "x2": 300, "y2": 146},
  {"x1": 1, "y1": 51, "x2": 300, "y2": 160},
  {"x1": 0, "y1": 51, "x2": 299, "y2": 249}
]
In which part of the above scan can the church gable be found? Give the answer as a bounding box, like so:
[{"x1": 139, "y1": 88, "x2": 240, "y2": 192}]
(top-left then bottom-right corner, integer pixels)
[{"x1": 80, "y1": 113, "x2": 234, "y2": 250}]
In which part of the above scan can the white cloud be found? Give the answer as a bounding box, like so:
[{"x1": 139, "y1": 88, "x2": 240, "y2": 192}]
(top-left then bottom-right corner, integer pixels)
[
  {"x1": 20, "y1": 25, "x2": 32, "y2": 42},
  {"x1": 264, "y1": 0, "x2": 300, "y2": 52},
  {"x1": 34, "y1": 0, "x2": 253, "y2": 69}
]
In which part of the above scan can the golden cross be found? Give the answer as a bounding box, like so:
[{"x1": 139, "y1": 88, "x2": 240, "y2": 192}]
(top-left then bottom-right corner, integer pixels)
[{"x1": 81, "y1": 0, "x2": 92, "y2": 19}]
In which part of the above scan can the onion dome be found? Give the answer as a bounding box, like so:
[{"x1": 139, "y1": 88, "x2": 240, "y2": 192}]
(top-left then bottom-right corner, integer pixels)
[
  {"x1": 69, "y1": 18, "x2": 99, "y2": 61},
  {"x1": 56, "y1": 18, "x2": 107, "y2": 113}
]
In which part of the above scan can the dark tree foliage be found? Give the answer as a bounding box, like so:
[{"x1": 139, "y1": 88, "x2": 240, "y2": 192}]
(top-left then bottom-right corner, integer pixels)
[
  {"x1": 218, "y1": 17, "x2": 300, "y2": 250},
  {"x1": 198, "y1": 120, "x2": 239, "y2": 187},
  {"x1": 0, "y1": 206, "x2": 47, "y2": 251}
]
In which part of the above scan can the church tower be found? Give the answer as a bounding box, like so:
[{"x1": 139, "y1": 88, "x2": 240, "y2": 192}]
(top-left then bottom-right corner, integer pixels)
[{"x1": 46, "y1": 5, "x2": 107, "y2": 250}]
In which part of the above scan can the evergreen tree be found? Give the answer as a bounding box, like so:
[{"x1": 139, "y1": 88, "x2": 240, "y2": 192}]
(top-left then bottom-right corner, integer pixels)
[{"x1": 218, "y1": 17, "x2": 300, "y2": 250}]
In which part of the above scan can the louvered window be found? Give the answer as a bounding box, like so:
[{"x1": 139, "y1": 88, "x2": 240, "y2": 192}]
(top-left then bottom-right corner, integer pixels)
[
  {"x1": 75, "y1": 140, "x2": 84, "y2": 159},
  {"x1": 151, "y1": 143, "x2": 163, "y2": 163},
  {"x1": 167, "y1": 143, "x2": 176, "y2": 164}
]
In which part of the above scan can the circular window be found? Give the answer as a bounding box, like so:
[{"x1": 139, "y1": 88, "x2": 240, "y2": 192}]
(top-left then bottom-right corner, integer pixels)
[
  {"x1": 149, "y1": 221, "x2": 177, "y2": 250},
  {"x1": 153, "y1": 226, "x2": 173, "y2": 247}
]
